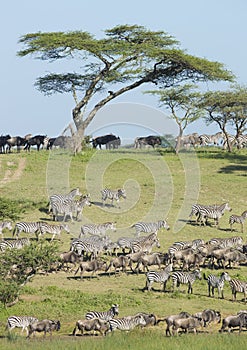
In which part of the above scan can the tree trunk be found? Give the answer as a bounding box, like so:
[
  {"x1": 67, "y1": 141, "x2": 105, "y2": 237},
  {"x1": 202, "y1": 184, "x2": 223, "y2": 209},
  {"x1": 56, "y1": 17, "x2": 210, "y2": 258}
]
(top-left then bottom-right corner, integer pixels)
[{"x1": 175, "y1": 125, "x2": 183, "y2": 155}]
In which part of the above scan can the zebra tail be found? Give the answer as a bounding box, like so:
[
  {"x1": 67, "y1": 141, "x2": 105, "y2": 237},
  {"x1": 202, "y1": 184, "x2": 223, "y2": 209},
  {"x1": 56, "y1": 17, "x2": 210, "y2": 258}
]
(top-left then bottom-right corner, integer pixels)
[{"x1": 12, "y1": 226, "x2": 17, "y2": 237}]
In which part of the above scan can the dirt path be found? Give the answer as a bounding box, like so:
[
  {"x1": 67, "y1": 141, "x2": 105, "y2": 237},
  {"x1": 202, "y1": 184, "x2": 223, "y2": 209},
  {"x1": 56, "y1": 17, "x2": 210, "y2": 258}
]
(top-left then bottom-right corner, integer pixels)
[{"x1": 0, "y1": 158, "x2": 26, "y2": 186}]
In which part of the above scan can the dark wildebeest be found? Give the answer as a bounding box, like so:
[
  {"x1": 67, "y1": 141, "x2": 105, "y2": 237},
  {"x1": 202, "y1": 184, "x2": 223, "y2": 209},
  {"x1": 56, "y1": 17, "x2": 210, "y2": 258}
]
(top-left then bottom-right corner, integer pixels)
[
  {"x1": 24, "y1": 135, "x2": 47, "y2": 151},
  {"x1": 134, "y1": 135, "x2": 162, "y2": 148},
  {"x1": 6, "y1": 136, "x2": 28, "y2": 153},
  {"x1": 72, "y1": 318, "x2": 109, "y2": 336},
  {"x1": 74, "y1": 259, "x2": 107, "y2": 280},
  {"x1": 59, "y1": 251, "x2": 81, "y2": 272},
  {"x1": 0, "y1": 134, "x2": 11, "y2": 153},
  {"x1": 47, "y1": 136, "x2": 73, "y2": 150},
  {"x1": 91, "y1": 134, "x2": 119, "y2": 149},
  {"x1": 156, "y1": 311, "x2": 191, "y2": 336},
  {"x1": 219, "y1": 312, "x2": 247, "y2": 333},
  {"x1": 172, "y1": 316, "x2": 204, "y2": 335},
  {"x1": 193, "y1": 309, "x2": 221, "y2": 327}
]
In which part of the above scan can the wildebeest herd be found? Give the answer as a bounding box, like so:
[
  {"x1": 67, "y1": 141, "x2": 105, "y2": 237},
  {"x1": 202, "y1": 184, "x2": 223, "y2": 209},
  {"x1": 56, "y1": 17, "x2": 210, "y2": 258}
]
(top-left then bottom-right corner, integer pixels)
[{"x1": 1, "y1": 183, "x2": 247, "y2": 339}]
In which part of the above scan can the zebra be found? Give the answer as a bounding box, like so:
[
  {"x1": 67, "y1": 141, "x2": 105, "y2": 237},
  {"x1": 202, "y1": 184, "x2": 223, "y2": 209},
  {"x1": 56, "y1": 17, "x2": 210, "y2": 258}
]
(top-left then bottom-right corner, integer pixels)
[
  {"x1": 117, "y1": 236, "x2": 136, "y2": 254},
  {"x1": 172, "y1": 269, "x2": 202, "y2": 294},
  {"x1": 130, "y1": 233, "x2": 160, "y2": 253},
  {"x1": 0, "y1": 238, "x2": 30, "y2": 252},
  {"x1": 85, "y1": 304, "x2": 119, "y2": 321},
  {"x1": 203, "y1": 271, "x2": 231, "y2": 299},
  {"x1": 145, "y1": 263, "x2": 173, "y2": 292},
  {"x1": 80, "y1": 222, "x2": 116, "y2": 237},
  {"x1": 107, "y1": 314, "x2": 146, "y2": 333},
  {"x1": 229, "y1": 211, "x2": 247, "y2": 233},
  {"x1": 52, "y1": 195, "x2": 91, "y2": 222},
  {"x1": 199, "y1": 132, "x2": 223, "y2": 147},
  {"x1": 48, "y1": 187, "x2": 82, "y2": 213},
  {"x1": 132, "y1": 220, "x2": 170, "y2": 237},
  {"x1": 101, "y1": 188, "x2": 126, "y2": 207},
  {"x1": 197, "y1": 202, "x2": 232, "y2": 228},
  {"x1": 6, "y1": 316, "x2": 39, "y2": 336},
  {"x1": 39, "y1": 222, "x2": 70, "y2": 241},
  {"x1": 229, "y1": 278, "x2": 247, "y2": 303},
  {"x1": 13, "y1": 222, "x2": 42, "y2": 239},
  {"x1": 70, "y1": 236, "x2": 109, "y2": 260},
  {"x1": 0, "y1": 221, "x2": 12, "y2": 239}
]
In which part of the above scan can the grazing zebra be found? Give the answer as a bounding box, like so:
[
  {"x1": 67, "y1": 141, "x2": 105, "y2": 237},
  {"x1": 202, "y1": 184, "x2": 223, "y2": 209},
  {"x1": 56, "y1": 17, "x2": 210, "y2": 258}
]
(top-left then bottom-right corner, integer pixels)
[
  {"x1": 203, "y1": 272, "x2": 231, "y2": 299},
  {"x1": 48, "y1": 188, "x2": 81, "y2": 213},
  {"x1": 172, "y1": 269, "x2": 202, "y2": 294},
  {"x1": 52, "y1": 195, "x2": 91, "y2": 222},
  {"x1": 197, "y1": 202, "x2": 232, "y2": 228},
  {"x1": 145, "y1": 263, "x2": 173, "y2": 292},
  {"x1": 39, "y1": 222, "x2": 70, "y2": 241},
  {"x1": 0, "y1": 221, "x2": 12, "y2": 239},
  {"x1": 13, "y1": 222, "x2": 42, "y2": 239},
  {"x1": 107, "y1": 314, "x2": 146, "y2": 333},
  {"x1": 0, "y1": 238, "x2": 30, "y2": 252},
  {"x1": 229, "y1": 211, "x2": 247, "y2": 233},
  {"x1": 229, "y1": 278, "x2": 247, "y2": 303},
  {"x1": 132, "y1": 220, "x2": 170, "y2": 237},
  {"x1": 6, "y1": 316, "x2": 39, "y2": 336},
  {"x1": 85, "y1": 304, "x2": 119, "y2": 321},
  {"x1": 101, "y1": 188, "x2": 126, "y2": 207},
  {"x1": 80, "y1": 222, "x2": 116, "y2": 237}
]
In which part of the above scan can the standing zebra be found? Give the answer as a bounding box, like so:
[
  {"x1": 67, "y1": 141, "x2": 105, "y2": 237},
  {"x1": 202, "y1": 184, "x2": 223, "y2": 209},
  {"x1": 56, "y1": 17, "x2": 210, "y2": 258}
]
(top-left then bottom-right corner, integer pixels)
[
  {"x1": 80, "y1": 222, "x2": 116, "y2": 237},
  {"x1": 132, "y1": 220, "x2": 170, "y2": 237},
  {"x1": 229, "y1": 211, "x2": 247, "y2": 233},
  {"x1": 101, "y1": 188, "x2": 126, "y2": 207},
  {"x1": 0, "y1": 221, "x2": 12, "y2": 239},
  {"x1": 197, "y1": 202, "x2": 232, "y2": 228},
  {"x1": 107, "y1": 314, "x2": 146, "y2": 333},
  {"x1": 203, "y1": 272, "x2": 231, "y2": 299},
  {"x1": 48, "y1": 188, "x2": 81, "y2": 213},
  {"x1": 172, "y1": 269, "x2": 202, "y2": 294},
  {"x1": 52, "y1": 195, "x2": 91, "y2": 222},
  {"x1": 0, "y1": 238, "x2": 30, "y2": 252},
  {"x1": 145, "y1": 263, "x2": 173, "y2": 292},
  {"x1": 199, "y1": 132, "x2": 223, "y2": 147},
  {"x1": 229, "y1": 278, "x2": 247, "y2": 303},
  {"x1": 6, "y1": 316, "x2": 39, "y2": 336},
  {"x1": 130, "y1": 233, "x2": 160, "y2": 253},
  {"x1": 39, "y1": 222, "x2": 70, "y2": 241},
  {"x1": 85, "y1": 304, "x2": 119, "y2": 321},
  {"x1": 13, "y1": 222, "x2": 42, "y2": 239}
]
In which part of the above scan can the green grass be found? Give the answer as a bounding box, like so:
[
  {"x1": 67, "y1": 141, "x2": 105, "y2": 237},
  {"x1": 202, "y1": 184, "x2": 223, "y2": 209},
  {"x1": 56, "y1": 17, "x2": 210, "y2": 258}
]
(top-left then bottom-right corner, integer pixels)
[{"x1": 0, "y1": 147, "x2": 247, "y2": 349}]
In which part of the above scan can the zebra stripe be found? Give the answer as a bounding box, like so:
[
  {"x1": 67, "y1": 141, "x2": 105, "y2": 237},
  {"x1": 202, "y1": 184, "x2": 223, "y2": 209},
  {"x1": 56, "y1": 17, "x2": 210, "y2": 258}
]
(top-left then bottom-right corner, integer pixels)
[
  {"x1": 229, "y1": 211, "x2": 247, "y2": 233},
  {"x1": 52, "y1": 195, "x2": 91, "y2": 222},
  {"x1": 85, "y1": 304, "x2": 119, "y2": 321},
  {"x1": 39, "y1": 222, "x2": 70, "y2": 240},
  {"x1": 101, "y1": 188, "x2": 126, "y2": 207},
  {"x1": 172, "y1": 269, "x2": 202, "y2": 294},
  {"x1": 108, "y1": 314, "x2": 146, "y2": 332},
  {"x1": 197, "y1": 202, "x2": 232, "y2": 227},
  {"x1": 0, "y1": 221, "x2": 12, "y2": 239},
  {"x1": 204, "y1": 272, "x2": 231, "y2": 299},
  {"x1": 199, "y1": 132, "x2": 223, "y2": 146},
  {"x1": 229, "y1": 278, "x2": 247, "y2": 302},
  {"x1": 13, "y1": 222, "x2": 41, "y2": 239},
  {"x1": 48, "y1": 188, "x2": 81, "y2": 213},
  {"x1": 132, "y1": 220, "x2": 170, "y2": 237},
  {"x1": 80, "y1": 222, "x2": 116, "y2": 237},
  {"x1": 130, "y1": 233, "x2": 160, "y2": 253},
  {"x1": 6, "y1": 316, "x2": 39, "y2": 336},
  {"x1": 145, "y1": 263, "x2": 173, "y2": 291},
  {"x1": 0, "y1": 238, "x2": 30, "y2": 252}
]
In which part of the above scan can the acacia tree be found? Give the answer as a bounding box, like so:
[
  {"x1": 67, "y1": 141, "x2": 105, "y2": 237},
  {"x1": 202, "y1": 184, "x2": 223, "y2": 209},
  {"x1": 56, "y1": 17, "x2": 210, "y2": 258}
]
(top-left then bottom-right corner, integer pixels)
[
  {"x1": 17, "y1": 24, "x2": 234, "y2": 153},
  {"x1": 200, "y1": 86, "x2": 247, "y2": 152},
  {"x1": 144, "y1": 84, "x2": 204, "y2": 154}
]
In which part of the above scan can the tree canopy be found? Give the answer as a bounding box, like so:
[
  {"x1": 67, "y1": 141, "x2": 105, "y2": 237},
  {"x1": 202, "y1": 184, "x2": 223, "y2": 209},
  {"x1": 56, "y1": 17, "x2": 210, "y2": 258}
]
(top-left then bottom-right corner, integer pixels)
[{"x1": 17, "y1": 24, "x2": 234, "y2": 152}]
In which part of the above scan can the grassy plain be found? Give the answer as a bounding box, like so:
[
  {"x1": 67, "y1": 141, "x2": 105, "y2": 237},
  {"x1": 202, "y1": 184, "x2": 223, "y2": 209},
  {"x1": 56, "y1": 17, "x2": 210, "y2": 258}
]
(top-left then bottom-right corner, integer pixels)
[{"x1": 0, "y1": 147, "x2": 246, "y2": 349}]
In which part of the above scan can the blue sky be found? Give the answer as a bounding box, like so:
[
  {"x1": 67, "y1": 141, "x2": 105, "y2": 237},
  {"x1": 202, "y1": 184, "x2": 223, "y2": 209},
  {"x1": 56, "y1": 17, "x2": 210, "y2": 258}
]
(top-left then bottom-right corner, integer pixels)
[{"x1": 1, "y1": 0, "x2": 246, "y2": 142}]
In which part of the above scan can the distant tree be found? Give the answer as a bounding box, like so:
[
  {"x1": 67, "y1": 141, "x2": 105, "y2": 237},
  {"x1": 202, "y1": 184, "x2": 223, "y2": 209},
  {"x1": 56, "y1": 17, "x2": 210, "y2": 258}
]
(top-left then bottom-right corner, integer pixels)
[
  {"x1": 200, "y1": 86, "x2": 247, "y2": 152},
  {"x1": 18, "y1": 25, "x2": 234, "y2": 153},
  {"x1": 145, "y1": 84, "x2": 204, "y2": 154}
]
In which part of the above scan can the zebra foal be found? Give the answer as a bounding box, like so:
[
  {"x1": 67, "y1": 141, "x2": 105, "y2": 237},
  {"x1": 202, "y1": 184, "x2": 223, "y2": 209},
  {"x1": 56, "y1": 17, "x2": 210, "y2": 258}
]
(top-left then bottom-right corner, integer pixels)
[{"x1": 229, "y1": 210, "x2": 247, "y2": 233}]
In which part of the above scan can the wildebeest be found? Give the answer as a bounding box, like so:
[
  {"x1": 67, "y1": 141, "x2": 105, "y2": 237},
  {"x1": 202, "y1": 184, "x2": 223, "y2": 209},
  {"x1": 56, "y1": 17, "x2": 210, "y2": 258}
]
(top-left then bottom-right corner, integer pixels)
[
  {"x1": 91, "y1": 134, "x2": 120, "y2": 149},
  {"x1": 72, "y1": 318, "x2": 109, "y2": 336},
  {"x1": 27, "y1": 319, "x2": 60, "y2": 338},
  {"x1": 157, "y1": 312, "x2": 191, "y2": 336},
  {"x1": 133, "y1": 312, "x2": 157, "y2": 327},
  {"x1": 59, "y1": 251, "x2": 81, "y2": 272},
  {"x1": 219, "y1": 312, "x2": 247, "y2": 333},
  {"x1": 24, "y1": 135, "x2": 47, "y2": 151},
  {"x1": 74, "y1": 259, "x2": 107, "y2": 280},
  {"x1": 105, "y1": 255, "x2": 130, "y2": 276},
  {"x1": 47, "y1": 136, "x2": 73, "y2": 150},
  {"x1": 172, "y1": 316, "x2": 204, "y2": 335},
  {"x1": 6, "y1": 136, "x2": 28, "y2": 153},
  {"x1": 0, "y1": 134, "x2": 11, "y2": 153},
  {"x1": 193, "y1": 309, "x2": 221, "y2": 327},
  {"x1": 134, "y1": 135, "x2": 161, "y2": 148}
]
